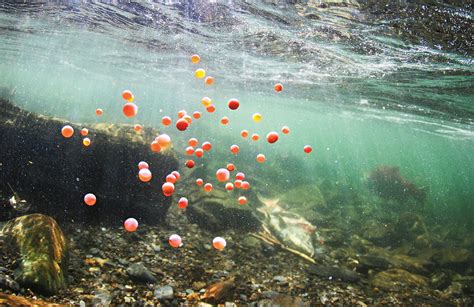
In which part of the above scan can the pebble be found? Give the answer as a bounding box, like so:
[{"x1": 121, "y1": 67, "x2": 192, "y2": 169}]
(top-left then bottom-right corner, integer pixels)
[
  {"x1": 0, "y1": 272, "x2": 20, "y2": 291},
  {"x1": 262, "y1": 290, "x2": 280, "y2": 299},
  {"x1": 273, "y1": 275, "x2": 287, "y2": 284},
  {"x1": 126, "y1": 263, "x2": 157, "y2": 284},
  {"x1": 154, "y1": 285, "x2": 174, "y2": 300}
]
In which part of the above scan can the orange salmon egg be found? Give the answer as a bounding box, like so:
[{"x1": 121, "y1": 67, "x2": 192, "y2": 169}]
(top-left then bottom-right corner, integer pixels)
[
  {"x1": 281, "y1": 126, "x2": 290, "y2": 134},
  {"x1": 82, "y1": 138, "x2": 91, "y2": 147},
  {"x1": 124, "y1": 218, "x2": 138, "y2": 232},
  {"x1": 157, "y1": 134, "x2": 171, "y2": 148},
  {"x1": 201, "y1": 141, "x2": 212, "y2": 151},
  {"x1": 220, "y1": 116, "x2": 229, "y2": 125},
  {"x1": 188, "y1": 138, "x2": 199, "y2": 147},
  {"x1": 80, "y1": 128, "x2": 88, "y2": 136},
  {"x1": 186, "y1": 159, "x2": 195, "y2": 168},
  {"x1": 241, "y1": 130, "x2": 249, "y2": 138},
  {"x1": 162, "y1": 182, "x2": 175, "y2": 196},
  {"x1": 256, "y1": 154, "x2": 266, "y2": 163},
  {"x1": 162, "y1": 116, "x2": 172, "y2": 126},
  {"x1": 169, "y1": 234, "x2": 182, "y2": 248},
  {"x1": 274, "y1": 83, "x2": 283, "y2": 92},
  {"x1": 195, "y1": 68, "x2": 206, "y2": 79},
  {"x1": 134, "y1": 124, "x2": 142, "y2": 132},
  {"x1": 150, "y1": 141, "x2": 161, "y2": 152},
  {"x1": 195, "y1": 148, "x2": 204, "y2": 158},
  {"x1": 61, "y1": 125, "x2": 74, "y2": 138},
  {"x1": 201, "y1": 97, "x2": 212, "y2": 107},
  {"x1": 225, "y1": 182, "x2": 234, "y2": 191},
  {"x1": 304, "y1": 145, "x2": 313, "y2": 154},
  {"x1": 178, "y1": 197, "x2": 188, "y2": 209},
  {"x1": 226, "y1": 163, "x2": 235, "y2": 171},
  {"x1": 185, "y1": 146, "x2": 195, "y2": 155},
  {"x1": 212, "y1": 237, "x2": 226, "y2": 250},
  {"x1": 178, "y1": 110, "x2": 187, "y2": 119},
  {"x1": 206, "y1": 104, "x2": 216, "y2": 113},
  {"x1": 230, "y1": 144, "x2": 240, "y2": 154},
  {"x1": 138, "y1": 161, "x2": 149, "y2": 170},
  {"x1": 176, "y1": 118, "x2": 189, "y2": 131},
  {"x1": 204, "y1": 183, "x2": 213, "y2": 192},
  {"x1": 166, "y1": 174, "x2": 177, "y2": 183},
  {"x1": 238, "y1": 196, "x2": 247, "y2": 205},
  {"x1": 196, "y1": 178, "x2": 204, "y2": 186},
  {"x1": 171, "y1": 171, "x2": 181, "y2": 181},
  {"x1": 191, "y1": 54, "x2": 200, "y2": 64},
  {"x1": 216, "y1": 168, "x2": 230, "y2": 182},
  {"x1": 241, "y1": 181, "x2": 250, "y2": 190},
  {"x1": 84, "y1": 193, "x2": 96, "y2": 206},
  {"x1": 234, "y1": 180, "x2": 242, "y2": 189},
  {"x1": 139, "y1": 168, "x2": 152, "y2": 182},
  {"x1": 266, "y1": 131, "x2": 279, "y2": 144},
  {"x1": 235, "y1": 172, "x2": 245, "y2": 180},
  {"x1": 251, "y1": 134, "x2": 260, "y2": 142},
  {"x1": 123, "y1": 102, "x2": 138, "y2": 118},
  {"x1": 193, "y1": 111, "x2": 201, "y2": 119},
  {"x1": 205, "y1": 76, "x2": 214, "y2": 85},
  {"x1": 95, "y1": 108, "x2": 103, "y2": 116},
  {"x1": 122, "y1": 90, "x2": 134, "y2": 102},
  {"x1": 228, "y1": 98, "x2": 240, "y2": 110}
]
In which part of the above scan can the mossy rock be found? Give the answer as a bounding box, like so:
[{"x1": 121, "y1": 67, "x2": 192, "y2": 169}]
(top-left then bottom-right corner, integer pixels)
[
  {"x1": 2, "y1": 214, "x2": 68, "y2": 295},
  {"x1": 371, "y1": 269, "x2": 428, "y2": 291}
]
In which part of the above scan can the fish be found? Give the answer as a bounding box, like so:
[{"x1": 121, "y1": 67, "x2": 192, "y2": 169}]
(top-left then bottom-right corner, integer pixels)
[{"x1": 6, "y1": 183, "x2": 31, "y2": 213}]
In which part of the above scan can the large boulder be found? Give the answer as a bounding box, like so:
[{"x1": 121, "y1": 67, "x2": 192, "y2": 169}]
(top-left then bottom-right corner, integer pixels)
[{"x1": 1, "y1": 214, "x2": 68, "y2": 295}]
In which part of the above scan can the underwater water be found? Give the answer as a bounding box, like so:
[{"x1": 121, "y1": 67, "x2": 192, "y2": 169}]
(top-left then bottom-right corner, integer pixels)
[{"x1": 0, "y1": 0, "x2": 473, "y2": 305}]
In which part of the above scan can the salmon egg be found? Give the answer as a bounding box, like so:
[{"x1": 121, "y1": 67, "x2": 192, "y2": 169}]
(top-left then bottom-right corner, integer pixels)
[
  {"x1": 238, "y1": 196, "x2": 247, "y2": 205},
  {"x1": 134, "y1": 124, "x2": 142, "y2": 132},
  {"x1": 157, "y1": 134, "x2": 171, "y2": 148},
  {"x1": 123, "y1": 102, "x2": 138, "y2": 118},
  {"x1": 220, "y1": 116, "x2": 229, "y2": 125},
  {"x1": 186, "y1": 159, "x2": 195, "y2": 168},
  {"x1": 201, "y1": 97, "x2": 212, "y2": 107},
  {"x1": 169, "y1": 234, "x2": 182, "y2": 248},
  {"x1": 178, "y1": 110, "x2": 187, "y2": 118},
  {"x1": 228, "y1": 99, "x2": 240, "y2": 110},
  {"x1": 196, "y1": 178, "x2": 204, "y2": 186},
  {"x1": 281, "y1": 126, "x2": 290, "y2": 134},
  {"x1": 241, "y1": 181, "x2": 250, "y2": 190},
  {"x1": 206, "y1": 104, "x2": 216, "y2": 113},
  {"x1": 61, "y1": 125, "x2": 74, "y2": 138},
  {"x1": 138, "y1": 161, "x2": 149, "y2": 170},
  {"x1": 171, "y1": 171, "x2": 181, "y2": 181},
  {"x1": 124, "y1": 218, "x2": 138, "y2": 232},
  {"x1": 235, "y1": 172, "x2": 245, "y2": 180},
  {"x1": 191, "y1": 54, "x2": 200, "y2": 64},
  {"x1": 80, "y1": 128, "x2": 88, "y2": 136},
  {"x1": 256, "y1": 154, "x2": 266, "y2": 163},
  {"x1": 241, "y1": 130, "x2": 249, "y2": 138},
  {"x1": 201, "y1": 141, "x2": 212, "y2": 151},
  {"x1": 178, "y1": 197, "x2": 188, "y2": 209},
  {"x1": 193, "y1": 111, "x2": 201, "y2": 119},
  {"x1": 251, "y1": 134, "x2": 260, "y2": 141},
  {"x1": 185, "y1": 146, "x2": 195, "y2": 155},
  {"x1": 225, "y1": 182, "x2": 234, "y2": 191},
  {"x1": 95, "y1": 108, "x2": 103, "y2": 116},
  {"x1": 212, "y1": 237, "x2": 226, "y2": 250},
  {"x1": 204, "y1": 183, "x2": 213, "y2": 192},
  {"x1": 274, "y1": 83, "x2": 283, "y2": 92},
  {"x1": 139, "y1": 168, "x2": 152, "y2": 182},
  {"x1": 304, "y1": 145, "x2": 312, "y2": 154},
  {"x1": 183, "y1": 115, "x2": 193, "y2": 123},
  {"x1": 162, "y1": 116, "x2": 172, "y2": 126},
  {"x1": 188, "y1": 138, "x2": 199, "y2": 147},
  {"x1": 205, "y1": 76, "x2": 214, "y2": 85},
  {"x1": 176, "y1": 118, "x2": 189, "y2": 131},
  {"x1": 266, "y1": 131, "x2": 279, "y2": 144},
  {"x1": 234, "y1": 180, "x2": 242, "y2": 189},
  {"x1": 84, "y1": 193, "x2": 96, "y2": 206},
  {"x1": 195, "y1": 68, "x2": 206, "y2": 79},
  {"x1": 252, "y1": 113, "x2": 262, "y2": 122},
  {"x1": 82, "y1": 137, "x2": 91, "y2": 147},
  {"x1": 166, "y1": 174, "x2": 177, "y2": 183},
  {"x1": 162, "y1": 182, "x2": 175, "y2": 196},
  {"x1": 226, "y1": 163, "x2": 235, "y2": 171},
  {"x1": 195, "y1": 148, "x2": 204, "y2": 158},
  {"x1": 122, "y1": 90, "x2": 134, "y2": 102},
  {"x1": 216, "y1": 168, "x2": 230, "y2": 182},
  {"x1": 230, "y1": 144, "x2": 240, "y2": 154},
  {"x1": 150, "y1": 141, "x2": 161, "y2": 152}
]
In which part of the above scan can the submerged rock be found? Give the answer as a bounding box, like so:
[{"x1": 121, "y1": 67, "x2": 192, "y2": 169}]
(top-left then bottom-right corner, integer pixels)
[
  {"x1": 154, "y1": 285, "x2": 174, "y2": 300},
  {"x1": 126, "y1": 263, "x2": 157, "y2": 284},
  {"x1": 0, "y1": 292, "x2": 60, "y2": 305},
  {"x1": 307, "y1": 265, "x2": 361, "y2": 282},
  {"x1": 0, "y1": 273, "x2": 20, "y2": 292},
  {"x1": 202, "y1": 278, "x2": 236, "y2": 304},
  {"x1": 371, "y1": 269, "x2": 428, "y2": 291},
  {"x1": 1, "y1": 214, "x2": 68, "y2": 295}
]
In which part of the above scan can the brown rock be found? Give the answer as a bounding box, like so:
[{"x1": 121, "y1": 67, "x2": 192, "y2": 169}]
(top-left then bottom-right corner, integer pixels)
[{"x1": 201, "y1": 278, "x2": 236, "y2": 304}]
